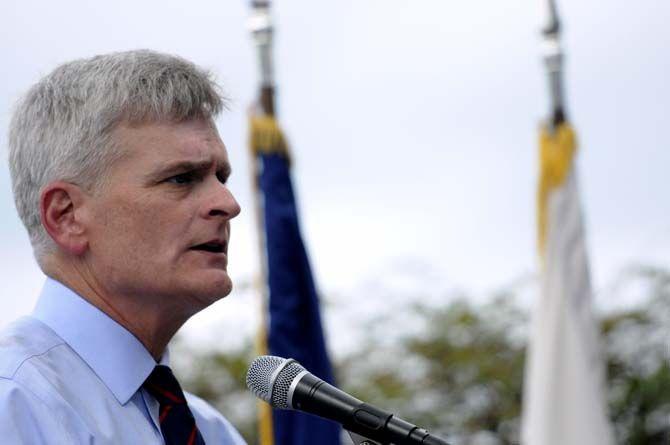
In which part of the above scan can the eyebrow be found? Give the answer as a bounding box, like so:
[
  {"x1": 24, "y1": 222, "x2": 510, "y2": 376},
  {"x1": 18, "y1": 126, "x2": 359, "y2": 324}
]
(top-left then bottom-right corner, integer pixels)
[{"x1": 150, "y1": 159, "x2": 232, "y2": 180}]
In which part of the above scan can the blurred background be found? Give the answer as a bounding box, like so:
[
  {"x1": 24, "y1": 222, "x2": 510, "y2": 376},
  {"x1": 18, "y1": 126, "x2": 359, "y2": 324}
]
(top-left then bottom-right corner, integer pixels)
[{"x1": 1, "y1": 1, "x2": 669, "y2": 444}]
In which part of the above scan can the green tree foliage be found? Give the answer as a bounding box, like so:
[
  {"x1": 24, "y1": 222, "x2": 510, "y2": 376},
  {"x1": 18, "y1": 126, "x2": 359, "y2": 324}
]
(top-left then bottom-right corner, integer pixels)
[
  {"x1": 602, "y1": 265, "x2": 670, "y2": 444},
  {"x1": 174, "y1": 265, "x2": 670, "y2": 444},
  {"x1": 338, "y1": 296, "x2": 527, "y2": 444}
]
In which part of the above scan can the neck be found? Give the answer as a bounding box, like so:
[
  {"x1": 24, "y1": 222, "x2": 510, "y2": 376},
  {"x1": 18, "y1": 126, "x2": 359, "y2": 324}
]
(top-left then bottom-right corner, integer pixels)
[{"x1": 43, "y1": 255, "x2": 188, "y2": 362}]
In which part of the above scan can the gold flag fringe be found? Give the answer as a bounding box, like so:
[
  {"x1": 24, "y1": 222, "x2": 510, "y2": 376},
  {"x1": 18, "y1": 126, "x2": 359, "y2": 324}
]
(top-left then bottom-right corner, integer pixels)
[
  {"x1": 249, "y1": 115, "x2": 290, "y2": 160},
  {"x1": 537, "y1": 123, "x2": 577, "y2": 254}
]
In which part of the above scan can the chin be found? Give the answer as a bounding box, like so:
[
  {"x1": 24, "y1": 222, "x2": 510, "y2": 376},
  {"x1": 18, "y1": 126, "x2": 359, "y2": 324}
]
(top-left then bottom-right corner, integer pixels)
[
  {"x1": 193, "y1": 272, "x2": 234, "y2": 304},
  {"x1": 169, "y1": 269, "x2": 233, "y2": 313}
]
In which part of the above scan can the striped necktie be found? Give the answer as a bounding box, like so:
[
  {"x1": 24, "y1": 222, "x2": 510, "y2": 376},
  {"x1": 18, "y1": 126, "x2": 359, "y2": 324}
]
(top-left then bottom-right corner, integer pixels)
[{"x1": 143, "y1": 365, "x2": 206, "y2": 445}]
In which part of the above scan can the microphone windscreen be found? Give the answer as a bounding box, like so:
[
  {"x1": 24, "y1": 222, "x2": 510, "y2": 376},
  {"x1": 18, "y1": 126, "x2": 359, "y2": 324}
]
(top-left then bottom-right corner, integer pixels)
[{"x1": 246, "y1": 355, "x2": 307, "y2": 409}]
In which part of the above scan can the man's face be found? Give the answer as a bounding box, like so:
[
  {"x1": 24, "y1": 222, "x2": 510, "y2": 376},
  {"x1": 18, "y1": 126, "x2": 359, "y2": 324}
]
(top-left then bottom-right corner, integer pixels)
[{"x1": 83, "y1": 119, "x2": 241, "y2": 314}]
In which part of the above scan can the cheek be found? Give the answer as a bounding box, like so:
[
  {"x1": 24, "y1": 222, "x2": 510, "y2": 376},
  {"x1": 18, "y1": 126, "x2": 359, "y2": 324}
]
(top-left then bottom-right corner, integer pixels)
[
  {"x1": 91, "y1": 189, "x2": 199, "y2": 267},
  {"x1": 136, "y1": 206, "x2": 198, "y2": 261},
  {"x1": 97, "y1": 200, "x2": 179, "y2": 253},
  {"x1": 131, "y1": 210, "x2": 189, "y2": 254}
]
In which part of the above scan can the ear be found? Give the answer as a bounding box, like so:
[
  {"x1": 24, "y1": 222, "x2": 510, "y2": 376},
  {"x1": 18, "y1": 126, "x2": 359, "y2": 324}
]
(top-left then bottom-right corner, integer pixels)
[{"x1": 40, "y1": 181, "x2": 90, "y2": 256}]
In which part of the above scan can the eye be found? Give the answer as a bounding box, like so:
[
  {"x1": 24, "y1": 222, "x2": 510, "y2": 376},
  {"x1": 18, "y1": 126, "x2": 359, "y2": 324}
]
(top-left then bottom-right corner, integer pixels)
[{"x1": 166, "y1": 172, "x2": 197, "y2": 185}]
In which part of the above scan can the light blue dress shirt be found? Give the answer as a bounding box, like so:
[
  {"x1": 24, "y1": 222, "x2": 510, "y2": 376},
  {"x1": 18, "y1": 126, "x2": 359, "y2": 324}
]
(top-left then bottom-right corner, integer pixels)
[{"x1": 0, "y1": 278, "x2": 247, "y2": 444}]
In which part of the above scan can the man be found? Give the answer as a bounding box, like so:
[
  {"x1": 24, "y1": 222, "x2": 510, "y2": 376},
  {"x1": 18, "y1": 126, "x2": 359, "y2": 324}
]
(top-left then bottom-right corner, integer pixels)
[{"x1": 0, "y1": 50, "x2": 246, "y2": 444}]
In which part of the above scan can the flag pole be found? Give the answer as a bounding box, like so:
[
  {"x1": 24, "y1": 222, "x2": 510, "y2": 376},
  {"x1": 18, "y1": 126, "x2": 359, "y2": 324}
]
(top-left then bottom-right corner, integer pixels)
[
  {"x1": 247, "y1": 4, "x2": 340, "y2": 443},
  {"x1": 249, "y1": 0, "x2": 276, "y2": 117},
  {"x1": 248, "y1": 1, "x2": 276, "y2": 443},
  {"x1": 522, "y1": 2, "x2": 616, "y2": 443},
  {"x1": 542, "y1": 0, "x2": 567, "y2": 129}
]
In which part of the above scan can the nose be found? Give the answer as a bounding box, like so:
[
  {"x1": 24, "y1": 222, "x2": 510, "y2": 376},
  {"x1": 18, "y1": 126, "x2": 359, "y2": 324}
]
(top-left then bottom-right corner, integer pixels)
[{"x1": 204, "y1": 181, "x2": 241, "y2": 220}]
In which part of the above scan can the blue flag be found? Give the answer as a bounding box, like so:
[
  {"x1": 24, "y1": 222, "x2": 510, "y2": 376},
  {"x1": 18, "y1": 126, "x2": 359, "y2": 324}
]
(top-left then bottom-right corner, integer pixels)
[{"x1": 252, "y1": 116, "x2": 340, "y2": 445}]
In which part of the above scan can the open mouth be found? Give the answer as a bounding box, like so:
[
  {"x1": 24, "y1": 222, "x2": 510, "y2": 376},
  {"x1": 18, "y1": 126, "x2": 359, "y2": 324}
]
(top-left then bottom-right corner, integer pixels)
[{"x1": 190, "y1": 241, "x2": 225, "y2": 253}]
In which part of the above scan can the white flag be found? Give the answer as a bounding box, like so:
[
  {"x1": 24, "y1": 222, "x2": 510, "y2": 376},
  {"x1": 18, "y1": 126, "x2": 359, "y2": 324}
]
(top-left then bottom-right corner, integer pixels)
[{"x1": 521, "y1": 124, "x2": 615, "y2": 445}]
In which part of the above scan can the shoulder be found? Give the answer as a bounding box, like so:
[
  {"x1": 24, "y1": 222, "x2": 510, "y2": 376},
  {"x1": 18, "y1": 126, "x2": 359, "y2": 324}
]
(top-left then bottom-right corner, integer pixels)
[
  {"x1": 0, "y1": 316, "x2": 64, "y2": 379},
  {"x1": 0, "y1": 318, "x2": 83, "y2": 441},
  {"x1": 185, "y1": 391, "x2": 247, "y2": 445},
  {"x1": 0, "y1": 375, "x2": 76, "y2": 442}
]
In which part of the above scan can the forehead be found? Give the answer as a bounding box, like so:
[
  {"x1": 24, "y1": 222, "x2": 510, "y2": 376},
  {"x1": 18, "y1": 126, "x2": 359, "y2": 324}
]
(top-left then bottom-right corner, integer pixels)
[{"x1": 114, "y1": 119, "x2": 228, "y2": 167}]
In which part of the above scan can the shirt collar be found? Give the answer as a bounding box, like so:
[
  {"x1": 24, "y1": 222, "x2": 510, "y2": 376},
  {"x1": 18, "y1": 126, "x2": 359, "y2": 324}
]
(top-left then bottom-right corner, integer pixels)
[{"x1": 32, "y1": 278, "x2": 169, "y2": 405}]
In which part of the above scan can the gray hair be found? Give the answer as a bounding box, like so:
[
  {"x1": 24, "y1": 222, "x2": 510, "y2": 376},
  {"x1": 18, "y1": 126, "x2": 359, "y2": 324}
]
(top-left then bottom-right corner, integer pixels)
[{"x1": 8, "y1": 49, "x2": 226, "y2": 261}]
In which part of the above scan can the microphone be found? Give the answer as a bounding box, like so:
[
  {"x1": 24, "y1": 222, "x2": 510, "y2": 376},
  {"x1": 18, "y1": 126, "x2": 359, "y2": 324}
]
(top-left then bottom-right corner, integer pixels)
[{"x1": 246, "y1": 355, "x2": 450, "y2": 445}]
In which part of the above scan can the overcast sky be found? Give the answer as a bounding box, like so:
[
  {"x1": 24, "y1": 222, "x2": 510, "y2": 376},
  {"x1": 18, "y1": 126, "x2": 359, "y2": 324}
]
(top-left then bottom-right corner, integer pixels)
[{"x1": 1, "y1": 0, "x2": 668, "y2": 349}]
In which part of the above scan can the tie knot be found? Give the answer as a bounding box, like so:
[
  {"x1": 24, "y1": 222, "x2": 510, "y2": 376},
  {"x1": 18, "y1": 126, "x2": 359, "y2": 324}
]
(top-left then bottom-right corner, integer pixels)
[{"x1": 143, "y1": 365, "x2": 187, "y2": 405}]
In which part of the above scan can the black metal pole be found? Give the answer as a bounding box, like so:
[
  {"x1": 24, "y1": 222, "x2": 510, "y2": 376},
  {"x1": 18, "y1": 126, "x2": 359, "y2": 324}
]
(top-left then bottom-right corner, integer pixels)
[
  {"x1": 249, "y1": 0, "x2": 276, "y2": 116},
  {"x1": 542, "y1": 0, "x2": 567, "y2": 128}
]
